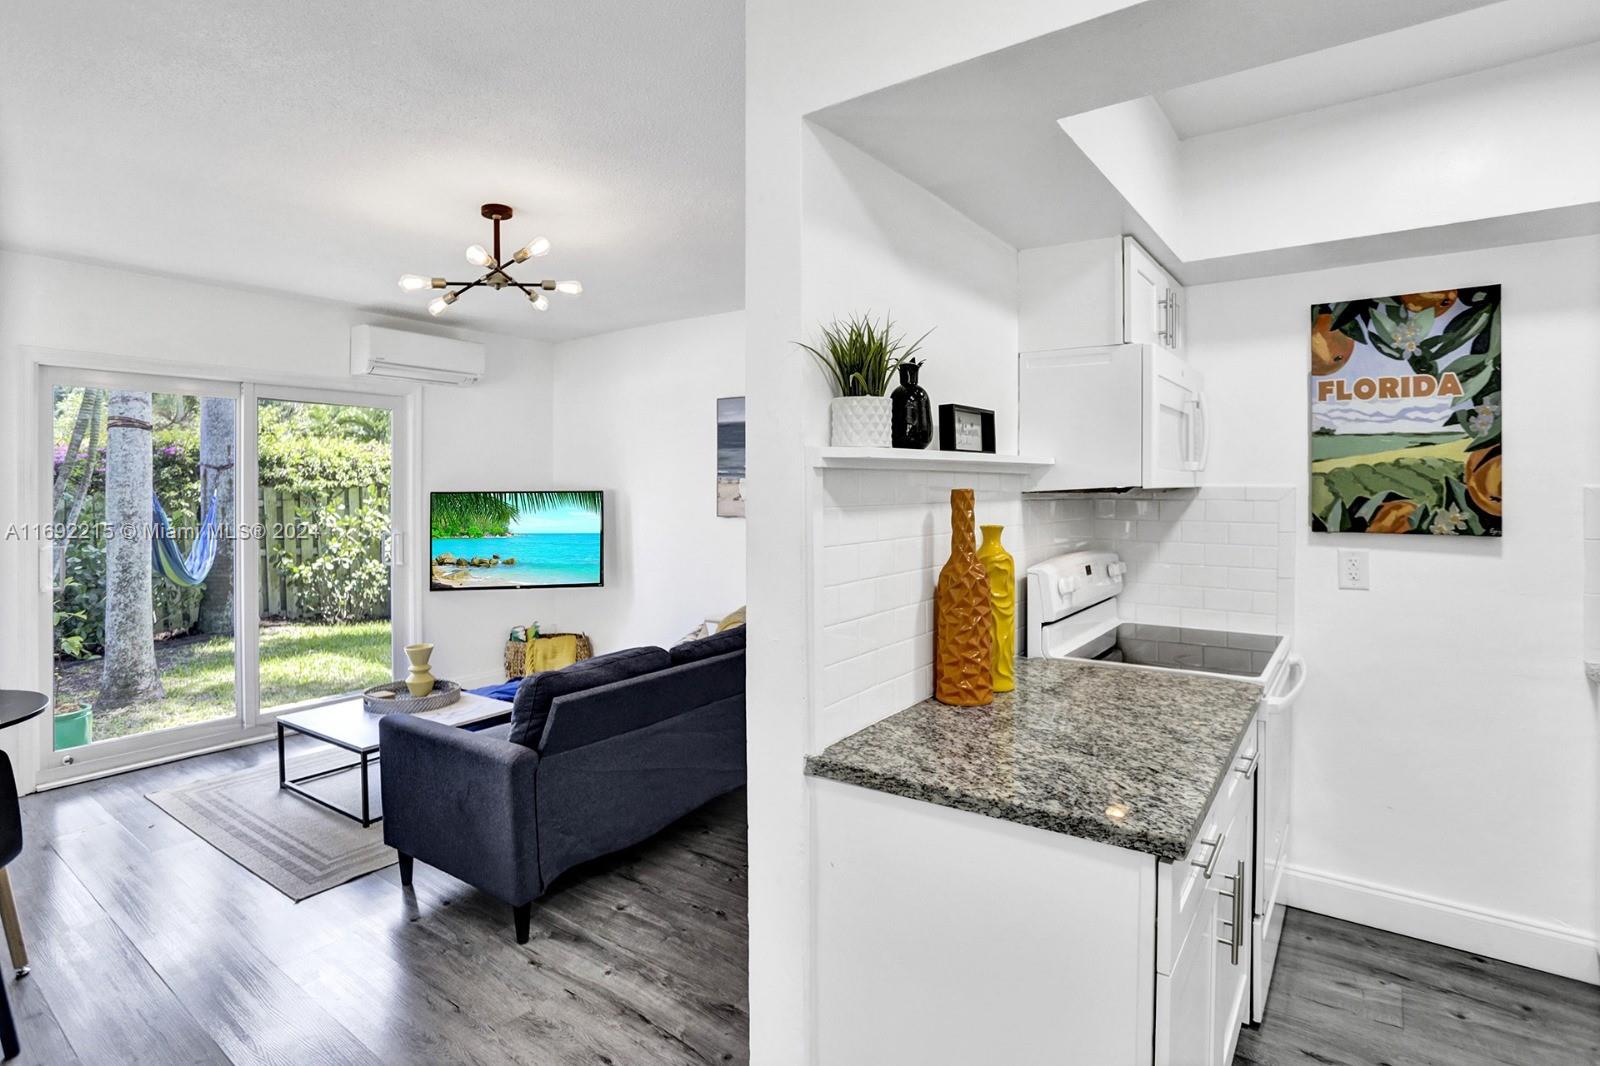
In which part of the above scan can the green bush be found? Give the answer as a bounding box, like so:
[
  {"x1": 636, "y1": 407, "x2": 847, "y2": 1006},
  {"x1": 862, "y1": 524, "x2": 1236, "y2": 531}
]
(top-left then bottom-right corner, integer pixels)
[{"x1": 274, "y1": 504, "x2": 391, "y2": 624}]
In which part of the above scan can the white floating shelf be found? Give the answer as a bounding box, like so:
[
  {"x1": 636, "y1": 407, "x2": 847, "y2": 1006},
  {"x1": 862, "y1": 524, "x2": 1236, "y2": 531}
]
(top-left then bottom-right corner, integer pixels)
[{"x1": 809, "y1": 447, "x2": 1054, "y2": 476}]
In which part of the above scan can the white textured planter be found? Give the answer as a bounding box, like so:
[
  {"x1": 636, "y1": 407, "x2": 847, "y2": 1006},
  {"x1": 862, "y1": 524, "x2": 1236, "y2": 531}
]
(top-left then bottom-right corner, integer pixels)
[{"x1": 829, "y1": 396, "x2": 893, "y2": 448}]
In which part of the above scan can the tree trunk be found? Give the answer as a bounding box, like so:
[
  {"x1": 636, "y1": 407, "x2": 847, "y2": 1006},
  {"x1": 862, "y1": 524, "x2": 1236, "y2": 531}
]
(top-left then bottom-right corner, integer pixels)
[
  {"x1": 196, "y1": 396, "x2": 235, "y2": 634},
  {"x1": 99, "y1": 391, "x2": 164, "y2": 708}
]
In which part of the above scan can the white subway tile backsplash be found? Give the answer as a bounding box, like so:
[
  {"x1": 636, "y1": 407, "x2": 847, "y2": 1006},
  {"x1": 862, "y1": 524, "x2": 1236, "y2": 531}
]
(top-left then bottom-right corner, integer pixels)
[
  {"x1": 1020, "y1": 485, "x2": 1296, "y2": 640},
  {"x1": 1180, "y1": 607, "x2": 1228, "y2": 629},
  {"x1": 1226, "y1": 611, "x2": 1277, "y2": 634},
  {"x1": 1160, "y1": 541, "x2": 1206, "y2": 565},
  {"x1": 1228, "y1": 568, "x2": 1277, "y2": 592},
  {"x1": 1181, "y1": 564, "x2": 1229, "y2": 589},
  {"x1": 1204, "y1": 544, "x2": 1254, "y2": 568},
  {"x1": 1206, "y1": 499, "x2": 1253, "y2": 522},
  {"x1": 821, "y1": 544, "x2": 858, "y2": 587},
  {"x1": 1228, "y1": 522, "x2": 1277, "y2": 546},
  {"x1": 1203, "y1": 588, "x2": 1252, "y2": 612},
  {"x1": 1181, "y1": 520, "x2": 1228, "y2": 544}
]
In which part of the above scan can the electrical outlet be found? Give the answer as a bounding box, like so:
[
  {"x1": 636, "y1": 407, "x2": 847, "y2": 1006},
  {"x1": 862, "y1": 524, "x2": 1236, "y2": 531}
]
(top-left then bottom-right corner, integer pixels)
[{"x1": 1337, "y1": 549, "x2": 1369, "y2": 590}]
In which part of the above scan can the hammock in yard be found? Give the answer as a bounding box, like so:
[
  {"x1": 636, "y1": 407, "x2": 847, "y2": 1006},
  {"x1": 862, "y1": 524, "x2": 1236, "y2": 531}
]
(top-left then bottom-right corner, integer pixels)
[{"x1": 152, "y1": 492, "x2": 222, "y2": 587}]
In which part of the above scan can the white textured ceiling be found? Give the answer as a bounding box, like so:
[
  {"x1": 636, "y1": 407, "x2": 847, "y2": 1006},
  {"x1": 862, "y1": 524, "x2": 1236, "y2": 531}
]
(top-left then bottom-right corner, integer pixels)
[
  {"x1": 1154, "y1": 0, "x2": 1600, "y2": 139},
  {"x1": 0, "y1": 1, "x2": 744, "y2": 341}
]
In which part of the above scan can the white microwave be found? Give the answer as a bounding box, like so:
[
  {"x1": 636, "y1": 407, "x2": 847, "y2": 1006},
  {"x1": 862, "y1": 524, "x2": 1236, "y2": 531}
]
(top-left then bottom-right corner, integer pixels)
[{"x1": 1019, "y1": 343, "x2": 1208, "y2": 491}]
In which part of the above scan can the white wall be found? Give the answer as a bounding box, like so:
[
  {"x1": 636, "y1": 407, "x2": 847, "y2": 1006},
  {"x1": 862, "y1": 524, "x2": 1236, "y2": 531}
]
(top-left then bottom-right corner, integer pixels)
[
  {"x1": 1061, "y1": 41, "x2": 1600, "y2": 264},
  {"x1": 1186, "y1": 234, "x2": 1600, "y2": 982},
  {"x1": 0, "y1": 250, "x2": 554, "y2": 786},
  {"x1": 802, "y1": 127, "x2": 1020, "y2": 450},
  {"x1": 542, "y1": 310, "x2": 747, "y2": 652}
]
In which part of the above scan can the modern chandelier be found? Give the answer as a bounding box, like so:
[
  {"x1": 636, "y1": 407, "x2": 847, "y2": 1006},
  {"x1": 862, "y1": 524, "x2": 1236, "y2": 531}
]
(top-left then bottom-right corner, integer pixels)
[{"x1": 399, "y1": 203, "x2": 582, "y2": 316}]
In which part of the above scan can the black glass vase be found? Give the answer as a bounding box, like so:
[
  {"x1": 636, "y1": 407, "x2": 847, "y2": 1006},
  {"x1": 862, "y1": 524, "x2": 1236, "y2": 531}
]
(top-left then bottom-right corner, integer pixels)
[{"x1": 891, "y1": 362, "x2": 934, "y2": 449}]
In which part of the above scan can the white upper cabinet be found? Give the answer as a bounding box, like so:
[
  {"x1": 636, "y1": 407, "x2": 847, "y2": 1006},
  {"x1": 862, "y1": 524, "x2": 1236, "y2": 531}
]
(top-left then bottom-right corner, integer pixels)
[
  {"x1": 1123, "y1": 236, "x2": 1184, "y2": 352},
  {"x1": 1018, "y1": 235, "x2": 1185, "y2": 354}
]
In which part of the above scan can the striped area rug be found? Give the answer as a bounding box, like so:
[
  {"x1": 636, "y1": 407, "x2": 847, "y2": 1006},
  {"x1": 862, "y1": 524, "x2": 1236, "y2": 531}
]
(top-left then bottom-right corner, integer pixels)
[{"x1": 148, "y1": 750, "x2": 395, "y2": 900}]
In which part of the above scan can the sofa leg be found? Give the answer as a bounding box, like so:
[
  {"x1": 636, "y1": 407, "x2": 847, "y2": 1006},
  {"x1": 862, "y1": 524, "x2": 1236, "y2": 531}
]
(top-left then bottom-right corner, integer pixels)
[
  {"x1": 514, "y1": 902, "x2": 532, "y2": 944},
  {"x1": 398, "y1": 853, "x2": 413, "y2": 887}
]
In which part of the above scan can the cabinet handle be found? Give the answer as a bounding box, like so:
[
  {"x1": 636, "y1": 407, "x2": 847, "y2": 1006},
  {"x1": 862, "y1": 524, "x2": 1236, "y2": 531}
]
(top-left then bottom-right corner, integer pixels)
[
  {"x1": 1234, "y1": 751, "x2": 1259, "y2": 779},
  {"x1": 1190, "y1": 832, "x2": 1224, "y2": 879},
  {"x1": 1157, "y1": 290, "x2": 1173, "y2": 346},
  {"x1": 1215, "y1": 859, "x2": 1245, "y2": 964}
]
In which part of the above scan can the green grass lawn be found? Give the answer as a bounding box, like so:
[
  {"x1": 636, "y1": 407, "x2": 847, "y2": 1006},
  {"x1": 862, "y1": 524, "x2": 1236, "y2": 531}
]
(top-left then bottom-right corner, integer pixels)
[{"x1": 54, "y1": 621, "x2": 392, "y2": 743}]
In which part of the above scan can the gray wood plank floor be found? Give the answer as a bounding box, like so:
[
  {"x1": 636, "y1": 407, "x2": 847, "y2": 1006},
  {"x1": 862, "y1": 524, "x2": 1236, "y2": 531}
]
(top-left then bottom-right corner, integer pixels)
[
  {"x1": 4, "y1": 738, "x2": 1596, "y2": 1065},
  {"x1": 1236, "y1": 909, "x2": 1600, "y2": 1066},
  {"x1": 8, "y1": 736, "x2": 748, "y2": 1065}
]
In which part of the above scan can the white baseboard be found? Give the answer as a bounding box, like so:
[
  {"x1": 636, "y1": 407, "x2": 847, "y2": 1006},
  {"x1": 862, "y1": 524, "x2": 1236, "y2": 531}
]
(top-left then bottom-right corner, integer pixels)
[{"x1": 1282, "y1": 862, "x2": 1599, "y2": 985}]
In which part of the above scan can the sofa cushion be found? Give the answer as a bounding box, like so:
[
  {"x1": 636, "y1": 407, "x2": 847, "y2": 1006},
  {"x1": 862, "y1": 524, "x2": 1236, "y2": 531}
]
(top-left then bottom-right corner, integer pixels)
[
  {"x1": 669, "y1": 624, "x2": 746, "y2": 666},
  {"x1": 507, "y1": 645, "x2": 671, "y2": 748}
]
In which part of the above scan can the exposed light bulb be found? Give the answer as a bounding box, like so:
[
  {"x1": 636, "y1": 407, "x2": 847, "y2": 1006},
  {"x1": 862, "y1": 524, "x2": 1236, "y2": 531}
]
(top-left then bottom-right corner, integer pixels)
[
  {"x1": 428, "y1": 292, "x2": 457, "y2": 316},
  {"x1": 554, "y1": 280, "x2": 583, "y2": 296},
  {"x1": 513, "y1": 236, "x2": 550, "y2": 262},
  {"x1": 528, "y1": 291, "x2": 549, "y2": 311},
  {"x1": 465, "y1": 244, "x2": 495, "y2": 268},
  {"x1": 398, "y1": 273, "x2": 433, "y2": 292}
]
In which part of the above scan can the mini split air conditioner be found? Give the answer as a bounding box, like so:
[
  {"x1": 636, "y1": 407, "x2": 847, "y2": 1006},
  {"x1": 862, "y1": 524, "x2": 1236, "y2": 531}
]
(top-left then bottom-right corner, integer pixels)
[{"x1": 350, "y1": 325, "x2": 485, "y2": 385}]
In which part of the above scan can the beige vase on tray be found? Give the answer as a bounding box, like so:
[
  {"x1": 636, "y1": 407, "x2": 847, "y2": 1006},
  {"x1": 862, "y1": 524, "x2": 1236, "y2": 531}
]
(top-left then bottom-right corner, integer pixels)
[
  {"x1": 404, "y1": 643, "x2": 437, "y2": 697},
  {"x1": 934, "y1": 489, "x2": 994, "y2": 706}
]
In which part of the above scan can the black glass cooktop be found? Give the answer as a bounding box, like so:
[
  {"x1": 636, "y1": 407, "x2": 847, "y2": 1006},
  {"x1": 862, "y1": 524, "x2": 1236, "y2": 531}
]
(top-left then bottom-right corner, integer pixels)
[{"x1": 1070, "y1": 623, "x2": 1280, "y2": 679}]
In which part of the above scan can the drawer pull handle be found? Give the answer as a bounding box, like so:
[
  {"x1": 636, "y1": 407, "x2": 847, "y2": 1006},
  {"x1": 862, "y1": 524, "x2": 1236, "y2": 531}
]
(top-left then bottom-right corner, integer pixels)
[
  {"x1": 1215, "y1": 860, "x2": 1246, "y2": 964},
  {"x1": 1234, "y1": 751, "x2": 1260, "y2": 779},
  {"x1": 1190, "y1": 832, "x2": 1225, "y2": 879}
]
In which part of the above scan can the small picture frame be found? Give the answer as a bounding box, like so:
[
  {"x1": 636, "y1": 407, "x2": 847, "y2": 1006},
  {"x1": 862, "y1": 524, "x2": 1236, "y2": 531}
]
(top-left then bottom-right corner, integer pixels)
[{"x1": 938, "y1": 404, "x2": 995, "y2": 453}]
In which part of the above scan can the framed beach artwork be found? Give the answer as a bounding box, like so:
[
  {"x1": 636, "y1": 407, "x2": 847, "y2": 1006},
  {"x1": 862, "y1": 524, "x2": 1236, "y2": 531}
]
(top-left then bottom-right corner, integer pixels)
[
  {"x1": 1309, "y1": 285, "x2": 1501, "y2": 536},
  {"x1": 716, "y1": 396, "x2": 746, "y2": 518}
]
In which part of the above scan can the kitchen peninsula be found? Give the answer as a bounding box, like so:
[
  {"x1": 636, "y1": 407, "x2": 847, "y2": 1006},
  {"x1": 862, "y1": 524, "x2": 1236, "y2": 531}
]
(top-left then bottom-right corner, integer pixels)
[{"x1": 806, "y1": 656, "x2": 1278, "y2": 1066}]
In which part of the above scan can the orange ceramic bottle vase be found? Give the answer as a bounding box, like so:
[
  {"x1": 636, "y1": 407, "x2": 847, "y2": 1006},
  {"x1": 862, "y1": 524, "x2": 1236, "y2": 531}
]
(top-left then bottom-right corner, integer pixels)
[
  {"x1": 934, "y1": 488, "x2": 995, "y2": 706},
  {"x1": 978, "y1": 524, "x2": 1016, "y2": 692}
]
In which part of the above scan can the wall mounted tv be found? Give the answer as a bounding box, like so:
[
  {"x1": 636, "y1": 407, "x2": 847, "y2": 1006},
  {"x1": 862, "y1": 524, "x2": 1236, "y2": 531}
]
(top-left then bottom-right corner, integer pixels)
[{"x1": 429, "y1": 491, "x2": 604, "y2": 591}]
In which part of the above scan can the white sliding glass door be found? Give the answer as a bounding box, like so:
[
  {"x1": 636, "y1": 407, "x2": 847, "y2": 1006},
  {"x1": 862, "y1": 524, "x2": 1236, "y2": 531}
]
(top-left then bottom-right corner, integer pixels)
[{"x1": 38, "y1": 368, "x2": 412, "y2": 785}]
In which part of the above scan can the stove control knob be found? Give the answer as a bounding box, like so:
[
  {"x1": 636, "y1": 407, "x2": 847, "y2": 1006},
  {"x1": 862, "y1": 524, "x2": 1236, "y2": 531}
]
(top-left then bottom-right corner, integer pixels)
[{"x1": 1057, "y1": 576, "x2": 1076, "y2": 596}]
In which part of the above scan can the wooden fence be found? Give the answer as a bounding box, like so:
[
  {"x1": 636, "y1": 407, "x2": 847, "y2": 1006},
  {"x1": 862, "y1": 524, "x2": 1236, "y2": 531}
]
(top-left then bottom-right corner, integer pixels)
[
  {"x1": 63, "y1": 486, "x2": 390, "y2": 634},
  {"x1": 258, "y1": 485, "x2": 390, "y2": 621}
]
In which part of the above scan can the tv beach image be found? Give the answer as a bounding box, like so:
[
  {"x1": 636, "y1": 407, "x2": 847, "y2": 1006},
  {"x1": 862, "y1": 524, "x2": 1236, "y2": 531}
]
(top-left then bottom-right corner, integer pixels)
[{"x1": 431, "y1": 490, "x2": 603, "y2": 589}]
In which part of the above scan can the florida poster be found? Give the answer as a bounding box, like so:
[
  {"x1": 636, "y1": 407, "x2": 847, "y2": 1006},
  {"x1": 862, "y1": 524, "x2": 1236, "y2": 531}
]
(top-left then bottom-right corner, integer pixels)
[{"x1": 1309, "y1": 286, "x2": 1501, "y2": 536}]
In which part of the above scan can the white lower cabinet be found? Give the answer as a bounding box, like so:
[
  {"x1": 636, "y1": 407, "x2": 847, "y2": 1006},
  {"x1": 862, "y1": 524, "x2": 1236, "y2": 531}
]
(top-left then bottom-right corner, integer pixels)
[
  {"x1": 810, "y1": 697, "x2": 1291, "y2": 1065},
  {"x1": 1157, "y1": 719, "x2": 1258, "y2": 1066}
]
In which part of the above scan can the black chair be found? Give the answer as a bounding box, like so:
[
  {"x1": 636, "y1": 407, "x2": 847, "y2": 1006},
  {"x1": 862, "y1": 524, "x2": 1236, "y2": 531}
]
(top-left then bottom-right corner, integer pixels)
[{"x1": 0, "y1": 752, "x2": 22, "y2": 1059}]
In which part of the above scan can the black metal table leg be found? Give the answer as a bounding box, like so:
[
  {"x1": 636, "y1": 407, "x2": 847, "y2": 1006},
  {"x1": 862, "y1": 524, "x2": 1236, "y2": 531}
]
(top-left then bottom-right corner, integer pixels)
[
  {"x1": 360, "y1": 751, "x2": 371, "y2": 827},
  {"x1": 277, "y1": 721, "x2": 286, "y2": 789}
]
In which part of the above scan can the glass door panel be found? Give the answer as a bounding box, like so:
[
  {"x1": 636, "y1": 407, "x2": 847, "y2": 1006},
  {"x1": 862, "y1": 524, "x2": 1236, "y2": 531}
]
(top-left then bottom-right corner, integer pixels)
[
  {"x1": 50, "y1": 384, "x2": 240, "y2": 751},
  {"x1": 255, "y1": 397, "x2": 394, "y2": 711}
]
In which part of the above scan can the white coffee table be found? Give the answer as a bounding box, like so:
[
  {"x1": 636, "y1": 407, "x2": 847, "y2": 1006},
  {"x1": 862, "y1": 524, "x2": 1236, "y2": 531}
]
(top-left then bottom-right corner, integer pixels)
[{"x1": 276, "y1": 691, "x2": 513, "y2": 826}]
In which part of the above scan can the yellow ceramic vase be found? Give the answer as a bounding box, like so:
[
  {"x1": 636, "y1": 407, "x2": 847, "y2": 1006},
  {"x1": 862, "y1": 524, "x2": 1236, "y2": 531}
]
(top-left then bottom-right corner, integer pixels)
[
  {"x1": 404, "y1": 643, "x2": 437, "y2": 697},
  {"x1": 934, "y1": 489, "x2": 994, "y2": 707},
  {"x1": 978, "y1": 524, "x2": 1016, "y2": 692}
]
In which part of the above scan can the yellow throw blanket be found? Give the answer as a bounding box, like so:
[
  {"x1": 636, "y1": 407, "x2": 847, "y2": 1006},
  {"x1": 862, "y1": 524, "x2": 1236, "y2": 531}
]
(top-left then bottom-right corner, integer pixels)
[{"x1": 527, "y1": 633, "x2": 580, "y2": 674}]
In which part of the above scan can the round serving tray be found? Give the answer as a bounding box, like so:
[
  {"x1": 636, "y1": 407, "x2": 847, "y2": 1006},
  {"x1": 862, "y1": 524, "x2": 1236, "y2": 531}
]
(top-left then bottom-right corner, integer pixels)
[{"x1": 362, "y1": 680, "x2": 462, "y2": 715}]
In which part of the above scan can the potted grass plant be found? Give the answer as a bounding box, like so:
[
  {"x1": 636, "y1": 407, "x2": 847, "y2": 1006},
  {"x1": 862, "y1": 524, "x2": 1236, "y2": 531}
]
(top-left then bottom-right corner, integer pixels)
[{"x1": 798, "y1": 313, "x2": 930, "y2": 448}]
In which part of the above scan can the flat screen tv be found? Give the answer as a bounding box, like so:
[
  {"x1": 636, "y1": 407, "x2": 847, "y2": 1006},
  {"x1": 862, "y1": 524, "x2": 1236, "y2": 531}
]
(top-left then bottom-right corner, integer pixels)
[{"x1": 429, "y1": 490, "x2": 604, "y2": 591}]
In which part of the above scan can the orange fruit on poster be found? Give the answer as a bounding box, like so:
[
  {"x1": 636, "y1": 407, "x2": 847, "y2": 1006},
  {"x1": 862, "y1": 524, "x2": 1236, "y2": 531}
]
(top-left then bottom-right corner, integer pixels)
[
  {"x1": 1465, "y1": 446, "x2": 1502, "y2": 517},
  {"x1": 1311, "y1": 313, "x2": 1354, "y2": 375},
  {"x1": 1399, "y1": 290, "x2": 1457, "y2": 314},
  {"x1": 1367, "y1": 499, "x2": 1418, "y2": 534}
]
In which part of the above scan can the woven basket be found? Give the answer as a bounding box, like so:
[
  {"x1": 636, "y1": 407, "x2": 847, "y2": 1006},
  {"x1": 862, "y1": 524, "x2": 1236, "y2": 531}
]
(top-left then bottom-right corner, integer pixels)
[
  {"x1": 505, "y1": 632, "x2": 594, "y2": 680},
  {"x1": 363, "y1": 680, "x2": 462, "y2": 715}
]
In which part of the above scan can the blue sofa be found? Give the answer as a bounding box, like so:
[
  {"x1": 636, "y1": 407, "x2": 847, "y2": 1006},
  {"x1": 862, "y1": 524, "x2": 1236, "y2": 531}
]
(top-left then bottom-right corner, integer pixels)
[{"x1": 378, "y1": 627, "x2": 746, "y2": 942}]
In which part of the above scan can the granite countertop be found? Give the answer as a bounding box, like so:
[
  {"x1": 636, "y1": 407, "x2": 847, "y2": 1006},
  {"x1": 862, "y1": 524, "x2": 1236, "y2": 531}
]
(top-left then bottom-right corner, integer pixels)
[{"x1": 805, "y1": 657, "x2": 1264, "y2": 861}]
